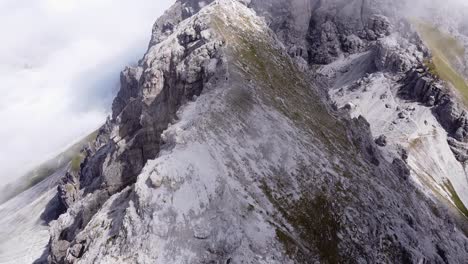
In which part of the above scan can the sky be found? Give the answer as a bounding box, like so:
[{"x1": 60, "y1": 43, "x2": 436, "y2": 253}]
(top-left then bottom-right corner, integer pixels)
[{"x1": 0, "y1": 0, "x2": 174, "y2": 186}]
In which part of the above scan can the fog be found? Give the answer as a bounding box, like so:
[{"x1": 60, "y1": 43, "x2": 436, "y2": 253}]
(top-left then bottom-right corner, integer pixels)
[
  {"x1": 403, "y1": 0, "x2": 468, "y2": 25},
  {"x1": 2, "y1": 0, "x2": 468, "y2": 187},
  {"x1": 0, "y1": 0, "x2": 174, "y2": 186}
]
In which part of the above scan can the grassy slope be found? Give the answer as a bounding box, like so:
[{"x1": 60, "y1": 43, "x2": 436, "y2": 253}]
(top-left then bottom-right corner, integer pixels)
[
  {"x1": 412, "y1": 22, "x2": 468, "y2": 219},
  {"x1": 212, "y1": 8, "x2": 468, "y2": 260},
  {"x1": 211, "y1": 6, "x2": 369, "y2": 262},
  {"x1": 0, "y1": 130, "x2": 99, "y2": 204},
  {"x1": 415, "y1": 21, "x2": 468, "y2": 103}
]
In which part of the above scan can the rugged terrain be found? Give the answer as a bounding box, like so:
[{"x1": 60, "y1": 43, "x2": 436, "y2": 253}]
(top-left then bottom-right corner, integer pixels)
[
  {"x1": 0, "y1": 167, "x2": 65, "y2": 263},
  {"x1": 2, "y1": 0, "x2": 468, "y2": 263}
]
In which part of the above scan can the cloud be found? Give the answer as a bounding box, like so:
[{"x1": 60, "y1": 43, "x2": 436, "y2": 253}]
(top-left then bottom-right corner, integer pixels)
[
  {"x1": 401, "y1": 0, "x2": 468, "y2": 23},
  {"x1": 0, "y1": 0, "x2": 174, "y2": 186}
]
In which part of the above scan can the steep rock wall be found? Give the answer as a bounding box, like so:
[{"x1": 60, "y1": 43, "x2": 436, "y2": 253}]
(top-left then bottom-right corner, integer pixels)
[{"x1": 46, "y1": 1, "x2": 468, "y2": 263}]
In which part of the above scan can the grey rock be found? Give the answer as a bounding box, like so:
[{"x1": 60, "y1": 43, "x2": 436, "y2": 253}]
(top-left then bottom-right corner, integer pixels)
[
  {"x1": 397, "y1": 67, "x2": 468, "y2": 147},
  {"x1": 149, "y1": 0, "x2": 215, "y2": 47},
  {"x1": 399, "y1": 68, "x2": 446, "y2": 107},
  {"x1": 112, "y1": 66, "x2": 143, "y2": 119},
  {"x1": 57, "y1": 171, "x2": 79, "y2": 209},
  {"x1": 365, "y1": 15, "x2": 392, "y2": 41},
  {"x1": 308, "y1": 19, "x2": 342, "y2": 64},
  {"x1": 373, "y1": 36, "x2": 420, "y2": 73},
  {"x1": 43, "y1": 1, "x2": 468, "y2": 264},
  {"x1": 427, "y1": 95, "x2": 436, "y2": 106},
  {"x1": 434, "y1": 100, "x2": 465, "y2": 138},
  {"x1": 48, "y1": 240, "x2": 70, "y2": 264},
  {"x1": 448, "y1": 137, "x2": 468, "y2": 162},
  {"x1": 392, "y1": 158, "x2": 410, "y2": 180},
  {"x1": 68, "y1": 243, "x2": 84, "y2": 258},
  {"x1": 49, "y1": 4, "x2": 224, "y2": 261},
  {"x1": 343, "y1": 102, "x2": 356, "y2": 110},
  {"x1": 397, "y1": 147, "x2": 409, "y2": 161},
  {"x1": 375, "y1": 135, "x2": 388, "y2": 147},
  {"x1": 342, "y1": 34, "x2": 365, "y2": 53}
]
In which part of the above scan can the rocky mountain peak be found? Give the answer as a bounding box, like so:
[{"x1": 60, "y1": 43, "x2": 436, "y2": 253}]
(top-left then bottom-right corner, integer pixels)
[{"x1": 2, "y1": 0, "x2": 468, "y2": 263}]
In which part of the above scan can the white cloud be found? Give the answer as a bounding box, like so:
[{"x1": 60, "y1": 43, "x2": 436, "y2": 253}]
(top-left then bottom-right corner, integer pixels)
[{"x1": 0, "y1": 0, "x2": 174, "y2": 185}]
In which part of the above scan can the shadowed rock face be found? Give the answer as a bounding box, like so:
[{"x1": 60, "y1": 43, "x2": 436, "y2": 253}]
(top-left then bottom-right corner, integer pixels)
[
  {"x1": 45, "y1": 1, "x2": 468, "y2": 263},
  {"x1": 399, "y1": 67, "x2": 468, "y2": 164},
  {"x1": 49, "y1": 2, "x2": 225, "y2": 262},
  {"x1": 321, "y1": 0, "x2": 468, "y2": 256},
  {"x1": 247, "y1": 0, "x2": 398, "y2": 64}
]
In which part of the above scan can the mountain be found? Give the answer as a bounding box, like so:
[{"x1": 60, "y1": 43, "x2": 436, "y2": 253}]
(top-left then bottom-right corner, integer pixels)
[
  {"x1": 0, "y1": 131, "x2": 98, "y2": 205},
  {"x1": 3, "y1": 0, "x2": 468, "y2": 263},
  {"x1": 0, "y1": 132, "x2": 99, "y2": 263},
  {"x1": 0, "y1": 166, "x2": 65, "y2": 264}
]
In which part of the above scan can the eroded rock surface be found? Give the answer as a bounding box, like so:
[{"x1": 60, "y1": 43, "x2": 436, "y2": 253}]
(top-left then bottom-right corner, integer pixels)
[{"x1": 44, "y1": 1, "x2": 468, "y2": 264}]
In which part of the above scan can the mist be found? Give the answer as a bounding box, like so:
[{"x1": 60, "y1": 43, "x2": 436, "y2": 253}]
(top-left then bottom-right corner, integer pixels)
[
  {"x1": 0, "y1": 0, "x2": 174, "y2": 186},
  {"x1": 2, "y1": 0, "x2": 468, "y2": 188},
  {"x1": 402, "y1": 0, "x2": 468, "y2": 27}
]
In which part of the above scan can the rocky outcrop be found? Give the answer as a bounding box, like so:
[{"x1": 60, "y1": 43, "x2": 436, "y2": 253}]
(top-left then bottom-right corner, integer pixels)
[
  {"x1": 49, "y1": 3, "x2": 224, "y2": 262},
  {"x1": 148, "y1": 0, "x2": 215, "y2": 47},
  {"x1": 57, "y1": 122, "x2": 112, "y2": 210},
  {"x1": 375, "y1": 134, "x2": 388, "y2": 146},
  {"x1": 306, "y1": 4, "x2": 394, "y2": 64},
  {"x1": 365, "y1": 15, "x2": 392, "y2": 40},
  {"x1": 325, "y1": 4, "x2": 468, "y2": 259},
  {"x1": 448, "y1": 137, "x2": 468, "y2": 162},
  {"x1": 241, "y1": 0, "x2": 398, "y2": 65},
  {"x1": 373, "y1": 37, "x2": 423, "y2": 73},
  {"x1": 399, "y1": 66, "x2": 468, "y2": 165},
  {"x1": 111, "y1": 67, "x2": 143, "y2": 120},
  {"x1": 45, "y1": 1, "x2": 468, "y2": 263},
  {"x1": 399, "y1": 68, "x2": 448, "y2": 107}
]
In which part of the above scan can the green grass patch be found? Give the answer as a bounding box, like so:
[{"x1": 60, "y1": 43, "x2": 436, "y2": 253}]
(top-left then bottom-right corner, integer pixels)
[
  {"x1": 261, "y1": 181, "x2": 342, "y2": 263},
  {"x1": 415, "y1": 21, "x2": 468, "y2": 104},
  {"x1": 71, "y1": 154, "x2": 85, "y2": 172},
  {"x1": 443, "y1": 180, "x2": 468, "y2": 219},
  {"x1": 292, "y1": 194, "x2": 342, "y2": 263},
  {"x1": 275, "y1": 228, "x2": 297, "y2": 257},
  {"x1": 416, "y1": 22, "x2": 464, "y2": 61}
]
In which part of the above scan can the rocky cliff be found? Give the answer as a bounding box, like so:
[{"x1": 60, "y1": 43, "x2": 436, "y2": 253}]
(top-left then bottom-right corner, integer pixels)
[
  {"x1": 323, "y1": 0, "x2": 468, "y2": 225},
  {"x1": 35, "y1": 0, "x2": 468, "y2": 263}
]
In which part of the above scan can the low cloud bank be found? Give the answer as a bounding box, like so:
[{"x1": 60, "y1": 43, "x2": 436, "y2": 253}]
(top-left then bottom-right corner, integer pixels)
[{"x1": 0, "y1": 0, "x2": 173, "y2": 186}]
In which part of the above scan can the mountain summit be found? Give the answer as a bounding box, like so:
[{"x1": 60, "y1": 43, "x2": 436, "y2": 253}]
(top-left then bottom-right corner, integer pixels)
[{"x1": 2, "y1": 0, "x2": 468, "y2": 263}]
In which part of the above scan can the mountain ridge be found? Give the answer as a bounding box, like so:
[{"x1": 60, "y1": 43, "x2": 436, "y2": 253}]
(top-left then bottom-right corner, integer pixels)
[
  {"x1": 42, "y1": 0, "x2": 468, "y2": 263},
  {"x1": 2, "y1": 0, "x2": 468, "y2": 263}
]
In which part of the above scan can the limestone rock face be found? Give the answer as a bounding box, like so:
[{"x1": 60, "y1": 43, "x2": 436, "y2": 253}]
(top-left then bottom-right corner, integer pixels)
[
  {"x1": 148, "y1": 0, "x2": 215, "y2": 47},
  {"x1": 43, "y1": 1, "x2": 468, "y2": 264},
  {"x1": 373, "y1": 36, "x2": 422, "y2": 73},
  {"x1": 375, "y1": 134, "x2": 387, "y2": 147},
  {"x1": 399, "y1": 69, "x2": 447, "y2": 107},
  {"x1": 448, "y1": 138, "x2": 468, "y2": 162},
  {"x1": 49, "y1": 2, "x2": 224, "y2": 262},
  {"x1": 245, "y1": 0, "x2": 411, "y2": 65},
  {"x1": 324, "y1": 3, "x2": 468, "y2": 262},
  {"x1": 304, "y1": 0, "x2": 398, "y2": 64},
  {"x1": 112, "y1": 67, "x2": 143, "y2": 119},
  {"x1": 399, "y1": 67, "x2": 468, "y2": 146}
]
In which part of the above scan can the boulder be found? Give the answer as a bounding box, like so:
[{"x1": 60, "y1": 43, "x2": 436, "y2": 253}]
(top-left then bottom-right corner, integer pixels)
[{"x1": 375, "y1": 135, "x2": 388, "y2": 147}]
